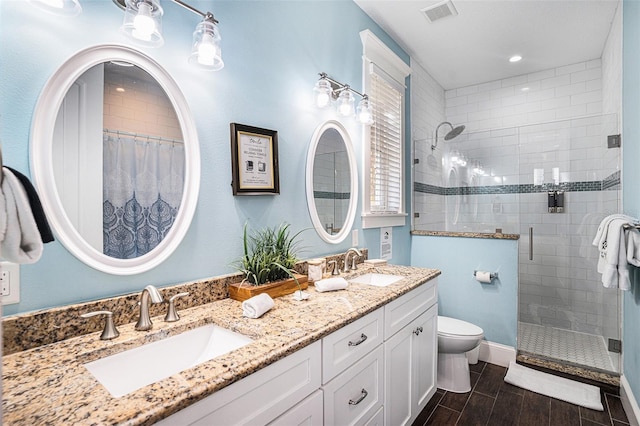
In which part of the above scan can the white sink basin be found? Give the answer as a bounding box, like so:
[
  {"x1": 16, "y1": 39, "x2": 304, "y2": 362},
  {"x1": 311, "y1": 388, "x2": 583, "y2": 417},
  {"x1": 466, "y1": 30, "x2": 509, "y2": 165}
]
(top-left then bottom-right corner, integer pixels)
[
  {"x1": 349, "y1": 273, "x2": 404, "y2": 287},
  {"x1": 84, "y1": 324, "x2": 253, "y2": 397}
]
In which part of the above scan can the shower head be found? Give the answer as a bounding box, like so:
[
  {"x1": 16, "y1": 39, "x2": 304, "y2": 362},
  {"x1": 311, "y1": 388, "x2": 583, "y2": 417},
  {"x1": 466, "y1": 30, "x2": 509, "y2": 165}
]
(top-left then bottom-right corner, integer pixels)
[{"x1": 432, "y1": 121, "x2": 465, "y2": 150}]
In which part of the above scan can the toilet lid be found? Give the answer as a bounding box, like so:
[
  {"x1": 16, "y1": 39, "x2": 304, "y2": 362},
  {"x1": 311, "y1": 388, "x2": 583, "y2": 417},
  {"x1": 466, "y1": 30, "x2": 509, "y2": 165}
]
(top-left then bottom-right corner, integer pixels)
[{"x1": 438, "y1": 316, "x2": 483, "y2": 337}]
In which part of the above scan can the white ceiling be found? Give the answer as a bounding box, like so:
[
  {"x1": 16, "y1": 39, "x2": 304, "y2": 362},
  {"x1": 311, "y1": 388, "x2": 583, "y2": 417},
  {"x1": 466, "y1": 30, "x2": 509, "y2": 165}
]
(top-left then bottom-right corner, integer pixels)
[{"x1": 354, "y1": 0, "x2": 620, "y2": 90}]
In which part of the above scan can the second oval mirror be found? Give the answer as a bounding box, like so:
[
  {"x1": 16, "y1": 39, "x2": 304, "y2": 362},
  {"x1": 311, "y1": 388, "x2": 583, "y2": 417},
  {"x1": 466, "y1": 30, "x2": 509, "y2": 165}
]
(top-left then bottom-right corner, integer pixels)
[{"x1": 306, "y1": 121, "x2": 358, "y2": 244}]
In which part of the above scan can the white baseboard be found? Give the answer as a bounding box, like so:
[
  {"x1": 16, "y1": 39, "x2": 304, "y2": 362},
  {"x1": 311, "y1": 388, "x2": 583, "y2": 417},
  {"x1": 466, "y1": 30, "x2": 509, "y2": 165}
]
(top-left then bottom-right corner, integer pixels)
[
  {"x1": 621, "y1": 375, "x2": 640, "y2": 426},
  {"x1": 478, "y1": 340, "x2": 516, "y2": 367}
]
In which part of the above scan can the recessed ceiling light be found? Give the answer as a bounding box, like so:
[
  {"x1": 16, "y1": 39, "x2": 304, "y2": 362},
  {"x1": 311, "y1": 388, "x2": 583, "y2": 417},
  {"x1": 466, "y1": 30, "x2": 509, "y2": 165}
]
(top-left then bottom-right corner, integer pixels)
[
  {"x1": 521, "y1": 87, "x2": 530, "y2": 92},
  {"x1": 116, "y1": 87, "x2": 125, "y2": 92},
  {"x1": 509, "y1": 55, "x2": 523, "y2": 63}
]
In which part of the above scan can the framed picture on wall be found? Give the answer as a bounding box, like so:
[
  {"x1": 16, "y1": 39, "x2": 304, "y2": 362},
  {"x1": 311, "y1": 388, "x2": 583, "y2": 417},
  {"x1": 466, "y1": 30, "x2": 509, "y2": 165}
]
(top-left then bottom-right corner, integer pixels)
[{"x1": 230, "y1": 123, "x2": 280, "y2": 195}]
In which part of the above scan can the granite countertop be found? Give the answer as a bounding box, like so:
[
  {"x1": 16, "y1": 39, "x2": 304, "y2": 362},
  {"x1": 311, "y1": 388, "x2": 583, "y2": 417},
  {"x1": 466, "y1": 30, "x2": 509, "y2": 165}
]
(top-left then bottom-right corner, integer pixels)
[{"x1": 2, "y1": 264, "x2": 440, "y2": 425}]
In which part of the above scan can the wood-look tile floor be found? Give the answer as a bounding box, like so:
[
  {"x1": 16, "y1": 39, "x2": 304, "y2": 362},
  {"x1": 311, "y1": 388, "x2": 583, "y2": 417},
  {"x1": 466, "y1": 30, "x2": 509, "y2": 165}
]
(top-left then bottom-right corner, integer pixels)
[{"x1": 412, "y1": 361, "x2": 630, "y2": 426}]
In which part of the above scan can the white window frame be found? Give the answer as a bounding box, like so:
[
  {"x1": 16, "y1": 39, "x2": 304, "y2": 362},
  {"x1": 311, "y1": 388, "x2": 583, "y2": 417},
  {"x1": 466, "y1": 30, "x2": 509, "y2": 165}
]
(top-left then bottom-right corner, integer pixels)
[{"x1": 360, "y1": 29, "x2": 411, "y2": 229}]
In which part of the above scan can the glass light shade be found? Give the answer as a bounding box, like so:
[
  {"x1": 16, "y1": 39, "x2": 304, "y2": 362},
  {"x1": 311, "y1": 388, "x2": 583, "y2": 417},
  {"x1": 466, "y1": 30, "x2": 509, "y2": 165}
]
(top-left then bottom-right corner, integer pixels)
[
  {"x1": 121, "y1": 0, "x2": 164, "y2": 48},
  {"x1": 313, "y1": 79, "x2": 333, "y2": 109},
  {"x1": 188, "y1": 20, "x2": 224, "y2": 71},
  {"x1": 356, "y1": 98, "x2": 374, "y2": 125},
  {"x1": 336, "y1": 90, "x2": 355, "y2": 117},
  {"x1": 28, "y1": 0, "x2": 82, "y2": 16}
]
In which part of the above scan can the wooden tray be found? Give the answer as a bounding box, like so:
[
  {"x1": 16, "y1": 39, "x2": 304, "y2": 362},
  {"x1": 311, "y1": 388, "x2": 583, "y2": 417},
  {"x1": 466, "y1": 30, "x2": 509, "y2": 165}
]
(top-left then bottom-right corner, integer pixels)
[{"x1": 228, "y1": 274, "x2": 308, "y2": 302}]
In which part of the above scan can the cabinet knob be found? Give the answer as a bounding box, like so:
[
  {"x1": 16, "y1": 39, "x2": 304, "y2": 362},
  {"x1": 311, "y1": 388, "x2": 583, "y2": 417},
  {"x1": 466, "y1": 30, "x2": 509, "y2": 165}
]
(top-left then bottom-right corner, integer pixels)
[
  {"x1": 348, "y1": 333, "x2": 368, "y2": 347},
  {"x1": 348, "y1": 388, "x2": 368, "y2": 405},
  {"x1": 413, "y1": 326, "x2": 423, "y2": 336}
]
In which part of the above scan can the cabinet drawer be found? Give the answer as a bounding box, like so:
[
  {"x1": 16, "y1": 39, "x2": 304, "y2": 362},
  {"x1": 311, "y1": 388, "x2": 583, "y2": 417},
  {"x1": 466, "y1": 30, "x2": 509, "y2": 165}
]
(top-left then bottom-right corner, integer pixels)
[
  {"x1": 322, "y1": 307, "x2": 383, "y2": 383},
  {"x1": 363, "y1": 406, "x2": 384, "y2": 426},
  {"x1": 269, "y1": 390, "x2": 324, "y2": 426},
  {"x1": 323, "y1": 345, "x2": 384, "y2": 426},
  {"x1": 384, "y1": 277, "x2": 437, "y2": 339},
  {"x1": 157, "y1": 341, "x2": 321, "y2": 426}
]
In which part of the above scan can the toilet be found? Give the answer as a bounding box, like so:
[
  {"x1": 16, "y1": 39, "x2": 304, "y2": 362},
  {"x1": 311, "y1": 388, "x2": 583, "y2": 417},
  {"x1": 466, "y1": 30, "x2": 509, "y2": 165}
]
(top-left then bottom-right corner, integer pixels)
[{"x1": 437, "y1": 316, "x2": 484, "y2": 393}]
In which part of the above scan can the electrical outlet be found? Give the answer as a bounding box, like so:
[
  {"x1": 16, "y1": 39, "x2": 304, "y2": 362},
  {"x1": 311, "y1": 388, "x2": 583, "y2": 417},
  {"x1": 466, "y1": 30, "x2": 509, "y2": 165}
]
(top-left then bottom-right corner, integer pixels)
[
  {"x1": 352, "y1": 229, "x2": 358, "y2": 246},
  {"x1": 1, "y1": 262, "x2": 20, "y2": 305}
]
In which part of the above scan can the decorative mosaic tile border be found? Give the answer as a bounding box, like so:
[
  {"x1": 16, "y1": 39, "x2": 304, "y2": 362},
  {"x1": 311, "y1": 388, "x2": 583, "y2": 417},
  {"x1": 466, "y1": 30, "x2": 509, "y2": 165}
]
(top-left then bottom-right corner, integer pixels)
[{"x1": 415, "y1": 171, "x2": 620, "y2": 196}]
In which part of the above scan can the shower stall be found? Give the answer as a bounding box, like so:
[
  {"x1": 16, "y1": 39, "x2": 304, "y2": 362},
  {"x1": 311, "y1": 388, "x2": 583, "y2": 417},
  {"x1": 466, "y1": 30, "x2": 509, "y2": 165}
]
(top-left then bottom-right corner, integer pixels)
[{"x1": 413, "y1": 113, "x2": 622, "y2": 377}]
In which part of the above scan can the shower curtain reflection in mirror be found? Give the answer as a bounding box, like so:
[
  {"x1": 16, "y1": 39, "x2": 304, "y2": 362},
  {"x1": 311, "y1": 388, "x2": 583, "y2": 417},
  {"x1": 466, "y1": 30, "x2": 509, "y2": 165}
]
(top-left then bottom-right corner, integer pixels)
[{"x1": 103, "y1": 132, "x2": 185, "y2": 259}]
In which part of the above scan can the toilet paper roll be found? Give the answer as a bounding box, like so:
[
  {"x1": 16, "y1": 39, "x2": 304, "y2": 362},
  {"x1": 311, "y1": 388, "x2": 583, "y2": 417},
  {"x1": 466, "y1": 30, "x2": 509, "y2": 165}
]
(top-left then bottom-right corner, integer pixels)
[{"x1": 475, "y1": 271, "x2": 492, "y2": 283}]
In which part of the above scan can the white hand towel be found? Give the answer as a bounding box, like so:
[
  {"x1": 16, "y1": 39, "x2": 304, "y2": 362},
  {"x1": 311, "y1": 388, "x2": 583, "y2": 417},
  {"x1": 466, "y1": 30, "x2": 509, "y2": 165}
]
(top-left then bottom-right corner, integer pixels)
[
  {"x1": 598, "y1": 218, "x2": 631, "y2": 290},
  {"x1": 242, "y1": 293, "x2": 275, "y2": 319},
  {"x1": 627, "y1": 228, "x2": 640, "y2": 267},
  {"x1": 314, "y1": 277, "x2": 348, "y2": 292},
  {"x1": 0, "y1": 168, "x2": 43, "y2": 264}
]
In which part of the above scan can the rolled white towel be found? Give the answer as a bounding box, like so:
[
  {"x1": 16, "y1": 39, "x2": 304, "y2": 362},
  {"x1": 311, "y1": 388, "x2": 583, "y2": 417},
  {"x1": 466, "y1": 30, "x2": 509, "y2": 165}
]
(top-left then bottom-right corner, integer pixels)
[
  {"x1": 314, "y1": 277, "x2": 348, "y2": 292},
  {"x1": 242, "y1": 293, "x2": 275, "y2": 319}
]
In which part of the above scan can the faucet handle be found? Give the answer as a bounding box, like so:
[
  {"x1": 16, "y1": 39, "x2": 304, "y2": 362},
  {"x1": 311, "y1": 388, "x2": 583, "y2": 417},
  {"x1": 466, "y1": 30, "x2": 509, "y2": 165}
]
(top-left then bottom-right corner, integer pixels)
[
  {"x1": 165, "y1": 292, "x2": 189, "y2": 322},
  {"x1": 328, "y1": 260, "x2": 340, "y2": 276},
  {"x1": 80, "y1": 310, "x2": 120, "y2": 340}
]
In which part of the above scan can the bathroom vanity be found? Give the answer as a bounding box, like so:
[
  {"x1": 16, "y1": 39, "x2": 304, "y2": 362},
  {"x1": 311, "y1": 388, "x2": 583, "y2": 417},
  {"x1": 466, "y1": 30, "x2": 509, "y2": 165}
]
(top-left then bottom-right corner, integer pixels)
[{"x1": 2, "y1": 264, "x2": 439, "y2": 425}]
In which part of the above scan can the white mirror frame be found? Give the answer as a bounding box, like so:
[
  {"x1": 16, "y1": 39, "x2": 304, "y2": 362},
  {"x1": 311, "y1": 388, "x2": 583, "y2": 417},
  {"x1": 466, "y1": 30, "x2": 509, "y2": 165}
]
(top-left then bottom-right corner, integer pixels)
[
  {"x1": 305, "y1": 120, "x2": 358, "y2": 244},
  {"x1": 30, "y1": 44, "x2": 200, "y2": 275}
]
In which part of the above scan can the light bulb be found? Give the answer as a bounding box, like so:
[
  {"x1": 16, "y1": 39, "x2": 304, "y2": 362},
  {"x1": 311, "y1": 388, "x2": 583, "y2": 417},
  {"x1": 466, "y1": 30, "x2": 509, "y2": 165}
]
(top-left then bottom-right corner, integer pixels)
[
  {"x1": 313, "y1": 79, "x2": 332, "y2": 109},
  {"x1": 356, "y1": 98, "x2": 374, "y2": 125},
  {"x1": 189, "y1": 19, "x2": 224, "y2": 71},
  {"x1": 133, "y1": 2, "x2": 156, "y2": 41},
  {"x1": 336, "y1": 90, "x2": 355, "y2": 117},
  {"x1": 197, "y1": 33, "x2": 217, "y2": 66}
]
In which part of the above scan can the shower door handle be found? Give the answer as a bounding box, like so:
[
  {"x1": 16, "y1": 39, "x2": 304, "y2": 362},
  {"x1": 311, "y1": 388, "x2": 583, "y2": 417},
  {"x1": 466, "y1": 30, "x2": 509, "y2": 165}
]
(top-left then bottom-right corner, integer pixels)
[{"x1": 529, "y1": 227, "x2": 534, "y2": 261}]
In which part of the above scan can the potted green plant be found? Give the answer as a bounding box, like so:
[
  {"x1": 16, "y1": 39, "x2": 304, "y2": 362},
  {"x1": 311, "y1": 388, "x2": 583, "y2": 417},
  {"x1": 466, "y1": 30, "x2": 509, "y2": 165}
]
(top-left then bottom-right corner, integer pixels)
[{"x1": 229, "y1": 222, "x2": 308, "y2": 301}]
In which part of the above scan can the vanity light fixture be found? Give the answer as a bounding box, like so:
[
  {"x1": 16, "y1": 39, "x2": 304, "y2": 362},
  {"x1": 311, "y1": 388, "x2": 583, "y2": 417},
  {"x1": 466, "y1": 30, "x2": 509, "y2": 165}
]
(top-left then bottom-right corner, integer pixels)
[
  {"x1": 27, "y1": 0, "x2": 82, "y2": 16},
  {"x1": 313, "y1": 73, "x2": 374, "y2": 125},
  {"x1": 119, "y1": 0, "x2": 224, "y2": 70}
]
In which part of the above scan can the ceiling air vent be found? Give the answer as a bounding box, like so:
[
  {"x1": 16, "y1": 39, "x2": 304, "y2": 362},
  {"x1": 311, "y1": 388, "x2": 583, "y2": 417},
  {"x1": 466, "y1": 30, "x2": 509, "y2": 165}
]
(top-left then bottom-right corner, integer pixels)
[{"x1": 421, "y1": 0, "x2": 458, "y2": 23}]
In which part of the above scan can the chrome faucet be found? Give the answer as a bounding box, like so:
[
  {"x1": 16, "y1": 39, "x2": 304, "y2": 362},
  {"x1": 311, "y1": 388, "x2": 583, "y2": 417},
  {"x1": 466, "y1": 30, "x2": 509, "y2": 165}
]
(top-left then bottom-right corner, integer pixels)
[
  {"x1": 135, "y1": 285, "x2": 164, "y2": 331},
  {"x1": 343, "y1": 248, "x2": 363, "y2": 273}
]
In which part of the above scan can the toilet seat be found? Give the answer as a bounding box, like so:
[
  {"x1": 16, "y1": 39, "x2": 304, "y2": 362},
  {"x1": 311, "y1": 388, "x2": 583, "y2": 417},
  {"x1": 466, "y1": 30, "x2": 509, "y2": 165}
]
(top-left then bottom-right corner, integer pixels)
[{"x1": 438, "y1": 316, "x2": 483, "y2": 338}]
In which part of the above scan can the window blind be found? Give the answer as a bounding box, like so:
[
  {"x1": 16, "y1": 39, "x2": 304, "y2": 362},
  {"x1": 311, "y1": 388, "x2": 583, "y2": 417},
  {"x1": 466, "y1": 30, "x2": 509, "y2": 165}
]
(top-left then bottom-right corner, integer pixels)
[{"x1": 369, "y1": 71, "x2": 403, "y2": 213}]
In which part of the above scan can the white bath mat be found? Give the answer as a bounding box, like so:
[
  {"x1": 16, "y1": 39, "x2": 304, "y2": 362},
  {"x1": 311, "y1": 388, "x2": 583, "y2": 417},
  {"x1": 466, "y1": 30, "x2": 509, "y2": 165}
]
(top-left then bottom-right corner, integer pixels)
[{"x1": 504, "y1": 362, "x2": 603, "y2": 411}]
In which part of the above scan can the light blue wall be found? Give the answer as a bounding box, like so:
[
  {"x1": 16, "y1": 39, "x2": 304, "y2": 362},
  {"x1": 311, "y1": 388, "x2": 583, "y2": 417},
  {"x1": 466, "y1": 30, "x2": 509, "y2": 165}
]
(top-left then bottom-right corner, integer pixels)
[
  {"x1": 411, "y1": 236, "x2": 518, "y2": 347},
  {"x1": 623, "y1": 0, "x2": 640, "y2": 404},
  {"x1": 0, "y1": 1, "x2": 411, "y2": 315}
]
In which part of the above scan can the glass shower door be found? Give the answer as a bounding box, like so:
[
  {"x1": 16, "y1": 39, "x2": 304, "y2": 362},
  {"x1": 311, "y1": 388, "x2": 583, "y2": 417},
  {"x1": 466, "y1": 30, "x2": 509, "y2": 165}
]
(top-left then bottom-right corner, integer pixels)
[{"x1": 517, "y1": 114, "x2": 621, "y2": 375}]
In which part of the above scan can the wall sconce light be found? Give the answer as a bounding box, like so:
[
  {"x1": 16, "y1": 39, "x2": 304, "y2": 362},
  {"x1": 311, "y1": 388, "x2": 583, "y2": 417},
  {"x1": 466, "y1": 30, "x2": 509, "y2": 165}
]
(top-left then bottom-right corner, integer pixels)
[
  {"x1": 117, "y1": 0, "x2": 224, "y2": 70},
  {"x1": 27, "y1": 0, "x2": 82, "y2": 16},
  {"x1": 313, "y1": 73, "x2": 374, "y2": 125}
]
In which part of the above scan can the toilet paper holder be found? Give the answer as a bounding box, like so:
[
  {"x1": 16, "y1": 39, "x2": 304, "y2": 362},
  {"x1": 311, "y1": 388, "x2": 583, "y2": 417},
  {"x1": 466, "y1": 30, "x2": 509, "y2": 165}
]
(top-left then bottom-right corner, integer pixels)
[{"x1": 473, "y1": 270, "x2": 498, "y2": 281}]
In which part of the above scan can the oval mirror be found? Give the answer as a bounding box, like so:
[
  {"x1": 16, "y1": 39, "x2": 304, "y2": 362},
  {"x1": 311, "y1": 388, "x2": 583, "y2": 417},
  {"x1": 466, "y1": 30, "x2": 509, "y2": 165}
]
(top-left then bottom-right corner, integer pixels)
[
  {"x1": 30, "y1": 45, "x2": 200, "y2": 275},
  {"x1": 306, "y1": 120, "x2": 358, "y2": 244}
]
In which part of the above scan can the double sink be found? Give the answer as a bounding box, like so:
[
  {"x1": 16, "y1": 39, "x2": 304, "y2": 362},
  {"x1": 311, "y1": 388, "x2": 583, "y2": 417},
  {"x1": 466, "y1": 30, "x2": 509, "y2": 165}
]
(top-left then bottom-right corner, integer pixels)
[{"x1": 84, "y1": 272, "x2": 404, "y2": 398}]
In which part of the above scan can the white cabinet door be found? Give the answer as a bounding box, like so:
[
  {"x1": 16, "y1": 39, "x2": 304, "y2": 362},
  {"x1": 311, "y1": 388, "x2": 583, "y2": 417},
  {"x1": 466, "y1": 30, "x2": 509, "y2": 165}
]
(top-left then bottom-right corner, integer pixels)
[
  {"x1": 384, "y1": 322, "x2": 413, "y2": 426},
  {"x1": 384, "y1": 303, "x2": 438, "y2": 426},
  {"x1": 269, "y1": 390, "x2": 324, "y2": 426},
  {"x1": 412, "y1": 304, "x2": 438, "y2": 421}
]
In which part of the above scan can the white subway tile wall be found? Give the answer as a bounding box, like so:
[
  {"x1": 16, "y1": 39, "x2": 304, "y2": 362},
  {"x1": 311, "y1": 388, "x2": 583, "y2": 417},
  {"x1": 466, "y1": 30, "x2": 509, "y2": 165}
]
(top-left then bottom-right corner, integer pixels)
[
  {"x1": 410, "y1": 3, "x2": 622, "y2": 354},
  {"x1": 103, "y1": 65, "x2": 182, "y2": 141},
  {"x1": 411, "y1": 59, "x2": 447, "y2": 230}
]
